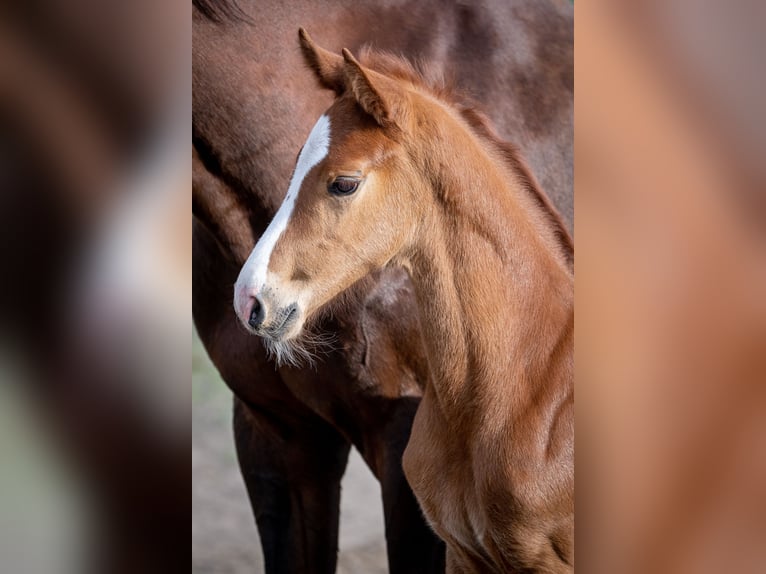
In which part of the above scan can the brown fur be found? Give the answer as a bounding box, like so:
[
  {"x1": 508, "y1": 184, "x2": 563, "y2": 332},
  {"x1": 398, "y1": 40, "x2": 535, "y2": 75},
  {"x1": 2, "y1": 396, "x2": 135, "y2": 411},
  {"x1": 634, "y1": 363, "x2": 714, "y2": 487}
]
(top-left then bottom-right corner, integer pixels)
[
  {"x1": 301, "y1": 38, "x2": 573, "y2": 267},
  {"x1": 266, "y1": 36, "x2": 574, "y2": 572},
  {"x1": 193, "y1": 2, "x2": 573, "y2": 571}
]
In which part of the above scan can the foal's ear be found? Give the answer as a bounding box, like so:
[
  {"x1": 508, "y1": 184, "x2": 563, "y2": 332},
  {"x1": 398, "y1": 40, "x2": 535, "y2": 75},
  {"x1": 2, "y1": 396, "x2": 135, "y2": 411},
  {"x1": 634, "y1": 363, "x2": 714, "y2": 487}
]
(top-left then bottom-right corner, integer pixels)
[
  {"x1": 342, "y1": 49, "x2": 407, "y2": 129},
  {"x1": 298, "y1": 28, "x2": 344, "y2": 94}
]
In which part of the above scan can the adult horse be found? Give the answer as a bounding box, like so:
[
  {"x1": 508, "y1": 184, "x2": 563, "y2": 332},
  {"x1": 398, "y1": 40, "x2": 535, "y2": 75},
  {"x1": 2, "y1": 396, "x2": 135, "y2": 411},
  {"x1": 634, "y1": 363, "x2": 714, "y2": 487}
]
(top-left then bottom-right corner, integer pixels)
[
  {"x1": 235, "y1": 33, "x2": 573, "y2": 571},
  {"x1": 192, "y1": 1, "x2": 573, "y2": 572}
]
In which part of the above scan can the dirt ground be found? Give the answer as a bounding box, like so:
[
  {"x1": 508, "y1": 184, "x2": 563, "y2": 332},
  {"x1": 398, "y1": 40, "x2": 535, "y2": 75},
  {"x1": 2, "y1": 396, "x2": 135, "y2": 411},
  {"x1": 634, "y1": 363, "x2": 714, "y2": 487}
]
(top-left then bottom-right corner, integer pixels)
[{"x1": 192, "y1": 332, "x2": 388, "y2": 573}]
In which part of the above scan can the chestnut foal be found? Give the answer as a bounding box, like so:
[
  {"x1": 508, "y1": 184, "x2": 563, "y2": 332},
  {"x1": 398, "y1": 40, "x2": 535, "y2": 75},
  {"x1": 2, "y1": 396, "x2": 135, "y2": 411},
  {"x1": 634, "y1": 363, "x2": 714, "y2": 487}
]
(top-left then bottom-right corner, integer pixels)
[{"x1": 234, "y1": 31, "x2": 574, "y2": 573}]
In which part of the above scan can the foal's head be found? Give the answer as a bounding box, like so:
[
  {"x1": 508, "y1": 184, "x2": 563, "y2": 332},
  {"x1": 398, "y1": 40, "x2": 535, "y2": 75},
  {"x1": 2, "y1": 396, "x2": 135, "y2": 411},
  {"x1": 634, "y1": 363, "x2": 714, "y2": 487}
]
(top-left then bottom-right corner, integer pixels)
[{"x1": 234, "y1": 31, "x2": 436, "y2": 362}]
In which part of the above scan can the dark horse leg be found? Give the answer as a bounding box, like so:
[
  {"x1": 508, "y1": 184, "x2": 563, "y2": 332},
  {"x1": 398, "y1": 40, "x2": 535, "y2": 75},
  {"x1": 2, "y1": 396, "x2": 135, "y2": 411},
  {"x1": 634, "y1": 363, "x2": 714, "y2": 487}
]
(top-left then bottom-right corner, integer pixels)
[
  {"x1": 233, "y1": 396, "x2": 350, "y2": 574},
  {"x1": 377, "y1": 403, "x2": 446, "y2": 574}
]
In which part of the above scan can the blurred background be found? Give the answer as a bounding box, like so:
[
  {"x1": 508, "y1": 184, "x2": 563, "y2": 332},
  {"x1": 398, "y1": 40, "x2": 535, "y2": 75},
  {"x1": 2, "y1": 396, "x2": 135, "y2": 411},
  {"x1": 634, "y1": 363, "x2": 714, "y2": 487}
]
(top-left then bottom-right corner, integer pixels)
[{"x1": 0, "y1": 1, "x2": 763, "y2": 573}]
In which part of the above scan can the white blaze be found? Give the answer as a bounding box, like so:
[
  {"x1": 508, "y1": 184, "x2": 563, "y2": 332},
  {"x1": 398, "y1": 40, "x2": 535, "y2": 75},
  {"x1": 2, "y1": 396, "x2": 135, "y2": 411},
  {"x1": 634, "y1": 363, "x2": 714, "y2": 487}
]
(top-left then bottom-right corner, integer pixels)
[{"x1": 235, "y1": 114, "x2": 331, "y2": 311}]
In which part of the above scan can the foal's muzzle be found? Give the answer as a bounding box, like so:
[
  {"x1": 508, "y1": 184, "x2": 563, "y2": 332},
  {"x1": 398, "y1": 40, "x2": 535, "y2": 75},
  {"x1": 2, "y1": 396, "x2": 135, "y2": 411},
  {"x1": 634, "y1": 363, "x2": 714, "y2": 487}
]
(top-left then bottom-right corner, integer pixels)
[{"x1": 242, "y1": 293, "x2": 299, "y2": 340}]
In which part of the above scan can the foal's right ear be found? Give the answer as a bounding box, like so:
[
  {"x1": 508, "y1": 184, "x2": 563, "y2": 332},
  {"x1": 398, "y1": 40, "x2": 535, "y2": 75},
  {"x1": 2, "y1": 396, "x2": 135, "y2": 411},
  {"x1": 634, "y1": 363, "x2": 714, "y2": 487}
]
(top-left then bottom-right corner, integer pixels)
[{"x1": 298, "y1": 28, "x2": 344, "y2": 94}]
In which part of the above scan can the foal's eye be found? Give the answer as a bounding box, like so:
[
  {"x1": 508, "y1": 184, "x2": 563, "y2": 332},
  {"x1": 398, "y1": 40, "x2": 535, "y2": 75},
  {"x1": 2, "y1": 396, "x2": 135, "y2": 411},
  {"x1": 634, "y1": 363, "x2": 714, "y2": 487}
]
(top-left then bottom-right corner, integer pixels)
[{"x1": 328, "y1": 177, "x2": 360, "y2": 196}]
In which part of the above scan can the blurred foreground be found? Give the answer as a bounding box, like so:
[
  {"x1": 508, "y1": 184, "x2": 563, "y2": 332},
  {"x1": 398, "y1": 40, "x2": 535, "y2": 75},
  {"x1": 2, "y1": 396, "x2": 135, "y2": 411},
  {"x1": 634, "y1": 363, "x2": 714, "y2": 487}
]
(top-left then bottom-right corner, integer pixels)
[{"x1": 0, "y1": 1, "x2": 189, "y2": 572}]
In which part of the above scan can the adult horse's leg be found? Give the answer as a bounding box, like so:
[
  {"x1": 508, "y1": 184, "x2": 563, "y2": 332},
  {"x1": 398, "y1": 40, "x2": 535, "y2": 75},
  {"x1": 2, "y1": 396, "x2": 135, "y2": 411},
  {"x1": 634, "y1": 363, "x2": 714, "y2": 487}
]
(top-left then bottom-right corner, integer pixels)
[
  {"x1": 233, "y1": 396, "x2": 350, "y2": 574},
  {"x1": 378, "y1": 413, "x2": 447, "y2": 574}
]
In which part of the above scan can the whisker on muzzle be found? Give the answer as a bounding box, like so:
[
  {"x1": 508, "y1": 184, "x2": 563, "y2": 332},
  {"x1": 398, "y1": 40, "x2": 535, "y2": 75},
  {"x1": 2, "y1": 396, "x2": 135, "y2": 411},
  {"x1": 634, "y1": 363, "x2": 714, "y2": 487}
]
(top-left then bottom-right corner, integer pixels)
[{"x1": 261, "y1": 327, "x2": 337, "y2": 369}]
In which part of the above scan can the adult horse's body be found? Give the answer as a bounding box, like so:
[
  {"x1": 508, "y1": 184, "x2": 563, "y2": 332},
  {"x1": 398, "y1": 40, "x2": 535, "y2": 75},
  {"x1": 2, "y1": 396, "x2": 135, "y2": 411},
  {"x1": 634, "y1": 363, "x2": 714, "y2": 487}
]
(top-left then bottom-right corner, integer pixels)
[
  {"x1": 193, "y1": 1, "x2": 572, "y2": 572},
  {"x1": 234, "y1": 34, "x2": 573, "y2": 572}
]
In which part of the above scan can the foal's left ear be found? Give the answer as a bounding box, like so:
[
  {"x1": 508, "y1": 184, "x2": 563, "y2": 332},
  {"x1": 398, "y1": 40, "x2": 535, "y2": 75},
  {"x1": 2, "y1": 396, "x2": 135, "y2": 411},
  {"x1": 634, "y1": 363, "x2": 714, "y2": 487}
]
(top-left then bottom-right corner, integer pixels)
[{"x1": 341, "y1": 49, "x2": 407, "y2": 130}]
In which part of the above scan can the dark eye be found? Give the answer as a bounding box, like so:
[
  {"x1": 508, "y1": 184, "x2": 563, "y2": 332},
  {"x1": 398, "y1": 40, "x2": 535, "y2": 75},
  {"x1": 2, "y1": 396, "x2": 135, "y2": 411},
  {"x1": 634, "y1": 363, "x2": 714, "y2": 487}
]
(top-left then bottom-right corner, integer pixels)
[{"x1": 328, "y1": 177, "x2": 360, "y2": 196}]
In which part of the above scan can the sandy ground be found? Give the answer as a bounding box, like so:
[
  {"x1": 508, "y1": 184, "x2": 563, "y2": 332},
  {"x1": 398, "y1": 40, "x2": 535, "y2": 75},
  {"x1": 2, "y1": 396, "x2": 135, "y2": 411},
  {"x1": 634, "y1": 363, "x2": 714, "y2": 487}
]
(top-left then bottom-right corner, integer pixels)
[{"x1": 192, "y1": 332, "x2": 388, "y2": 573}]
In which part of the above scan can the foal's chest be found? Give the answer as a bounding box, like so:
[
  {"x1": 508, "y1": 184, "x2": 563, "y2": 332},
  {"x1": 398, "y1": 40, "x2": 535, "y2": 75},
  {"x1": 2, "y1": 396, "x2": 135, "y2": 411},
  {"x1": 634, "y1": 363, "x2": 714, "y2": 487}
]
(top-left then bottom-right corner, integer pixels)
[{"x1": 402, "y1": 392, "x2": 492, "y2": 557}]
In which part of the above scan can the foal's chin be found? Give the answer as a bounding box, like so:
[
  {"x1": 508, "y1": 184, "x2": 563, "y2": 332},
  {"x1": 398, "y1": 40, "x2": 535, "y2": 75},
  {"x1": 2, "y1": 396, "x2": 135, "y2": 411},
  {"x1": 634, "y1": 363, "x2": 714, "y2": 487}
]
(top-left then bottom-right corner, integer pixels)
[
  {"x1": 261, "y1": 313, "x2": 304, "y2": 344},
  {"x1": 256, "y1": 316, "x2": 331, "y2": 369}
]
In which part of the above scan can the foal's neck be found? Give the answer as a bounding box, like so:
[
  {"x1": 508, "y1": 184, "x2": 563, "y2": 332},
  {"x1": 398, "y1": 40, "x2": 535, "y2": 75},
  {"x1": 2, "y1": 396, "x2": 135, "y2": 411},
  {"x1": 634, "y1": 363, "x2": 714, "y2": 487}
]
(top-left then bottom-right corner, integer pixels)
[{"x1": 405, "y1": 106, "x2": 574, "y2": 422}]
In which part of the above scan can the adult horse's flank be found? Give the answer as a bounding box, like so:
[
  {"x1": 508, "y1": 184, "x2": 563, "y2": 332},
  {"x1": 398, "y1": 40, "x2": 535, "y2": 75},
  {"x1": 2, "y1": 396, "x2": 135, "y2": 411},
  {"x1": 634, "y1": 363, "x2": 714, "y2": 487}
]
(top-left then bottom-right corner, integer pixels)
[{"x1": 234, "y1": 31, "x2": 574, "y2": 573}]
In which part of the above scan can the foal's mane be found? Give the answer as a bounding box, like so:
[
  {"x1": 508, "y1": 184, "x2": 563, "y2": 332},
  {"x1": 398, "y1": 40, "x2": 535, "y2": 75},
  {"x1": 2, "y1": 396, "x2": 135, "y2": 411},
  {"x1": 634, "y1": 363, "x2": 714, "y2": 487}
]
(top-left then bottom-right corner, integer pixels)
[{"x1": 355, "y1": 48, "x2": 574, "y2": 266}]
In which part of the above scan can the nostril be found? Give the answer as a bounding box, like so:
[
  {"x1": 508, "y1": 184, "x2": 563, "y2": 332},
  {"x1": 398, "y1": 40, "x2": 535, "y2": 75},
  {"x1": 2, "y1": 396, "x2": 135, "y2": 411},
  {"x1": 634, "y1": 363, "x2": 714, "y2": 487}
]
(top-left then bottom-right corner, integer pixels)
[{"x1": 248, "y1": 296, "x2": 265, "y2": 329}]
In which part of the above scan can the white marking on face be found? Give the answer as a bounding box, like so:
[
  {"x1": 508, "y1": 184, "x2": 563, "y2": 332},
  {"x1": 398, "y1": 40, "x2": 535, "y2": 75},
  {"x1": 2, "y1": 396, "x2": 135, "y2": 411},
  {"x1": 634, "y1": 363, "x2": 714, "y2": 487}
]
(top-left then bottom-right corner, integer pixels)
[{"x1": 234, "y1": 114, "x2": 331, "y2": 318}]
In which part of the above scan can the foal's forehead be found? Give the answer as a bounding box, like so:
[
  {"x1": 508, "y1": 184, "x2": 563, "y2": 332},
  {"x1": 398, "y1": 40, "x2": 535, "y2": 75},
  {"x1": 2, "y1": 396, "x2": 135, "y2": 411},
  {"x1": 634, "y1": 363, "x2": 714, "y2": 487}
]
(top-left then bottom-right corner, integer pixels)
[
  {"x1": 297, "y1": 114, "x2": 331, "y2": 167},
  {"x1": 325, "y1": 98, "x2": 387, "y2": 142},
  {"x1": 291, "y1": 99, "x2": 392, "y2": 192},
  {"x1": 287, "y1": 114, "x2": 331, "y2": 199},
  {"x1": 317, "y1": 99, "x2": 395, "y2": 163}
]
